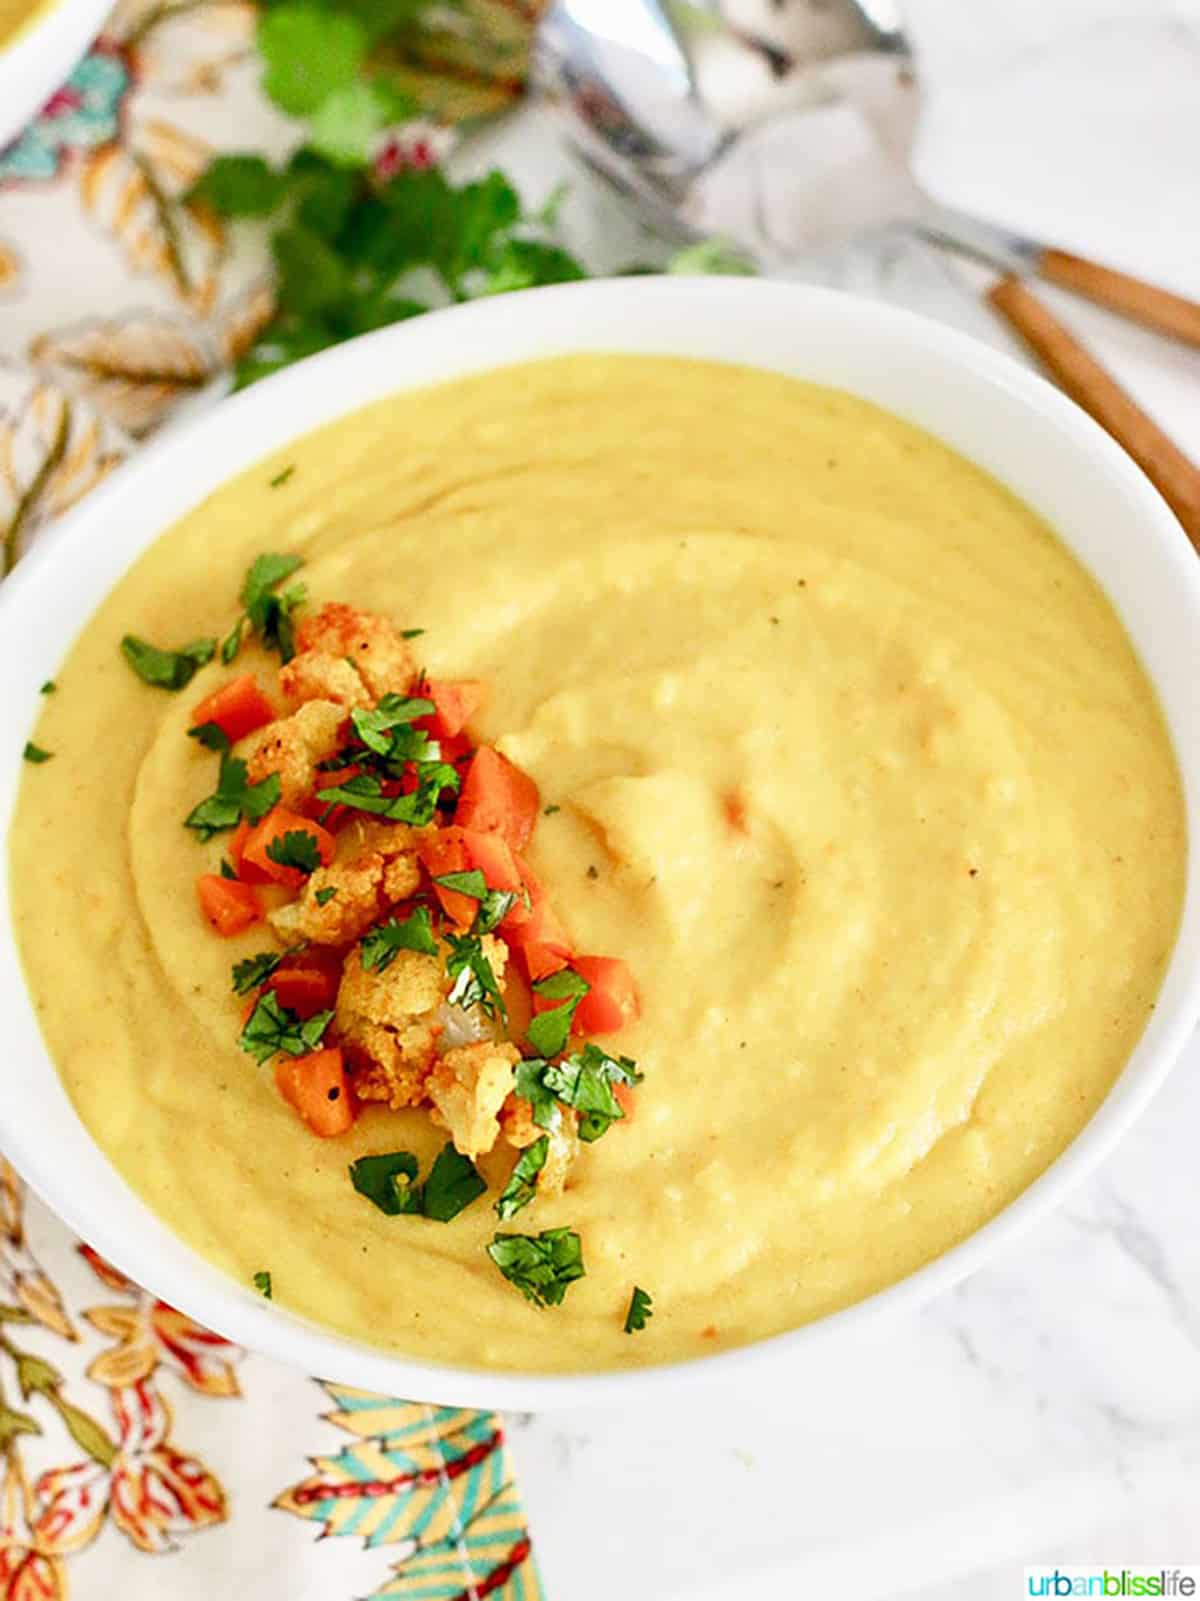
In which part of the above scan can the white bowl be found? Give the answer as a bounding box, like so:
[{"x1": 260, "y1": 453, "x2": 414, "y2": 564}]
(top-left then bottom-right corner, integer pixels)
[
  {"x1": 2, "y1": 279, "x2": 1199, "y2": 1409},
  {"x1": 0, "y1": 0, "x2": 114, "y2": 152}
]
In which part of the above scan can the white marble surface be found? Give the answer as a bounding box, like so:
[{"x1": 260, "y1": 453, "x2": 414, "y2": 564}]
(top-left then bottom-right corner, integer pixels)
[{"x1": 476, "y1": 2, "x2": 1200, "y2": 1594}]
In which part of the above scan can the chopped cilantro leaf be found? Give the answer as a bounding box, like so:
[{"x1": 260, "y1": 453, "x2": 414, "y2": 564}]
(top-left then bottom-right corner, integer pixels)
[
  {"x1": 317, "y1": 765, "x2": 457, "y2": 825},
  {"x1": 488, "y1": 1228, "x2": 585, "y2": 1308},
  {"x1": 532, "y1": 969, "x2": 590, "y2": 1001},
  {"x1": 231, "y1": 950, "x2": 285, "y2": 996},
  {"x1": 219, "y1": 858, "x2": 238, "y2": 880},
  {"x1": 349, "y1": 1151, "x2": 422, "y2": 1216},
  {"x1": 188, "y1": 721, "x2": 231, "y2": 754},
  {"x1": 253, "y1": 1270, "x2": 273, "y2": 1299},
  {"x1": 350, "y1": 697, "x2": 436, "y2": 763},
  {"x1": 422, "y1": 1144, "x2": 486, "y2": 1222},
  {"x1": 270, "y1": 465, "x2": 296, "y2": 488},
  {"x1": 191, "y1": 155, "x2": 289, "y2": 217},
  {"x1": 434, "y1": 868, "x2": 487, "y2": 900},
  {"x1": 259, "y1": 4, "x2": 367, "y2": 117},
  {"x1": 239, "y1": 991, "x2": 333, "y2": 1064},
  {"x1": 315, "y1": 886, "x2": 338, "y2": 906},
  {"x1": 39, "y1": 681, "x2": 55, "y2": 695},
  {"x1": 495, "y1": 1136, "x2": 548, "y2": 1221},
  {"x1": 22, "y1": 742, "x2": 52, "y2": 764},
  {"x1": 361, "y1": 906, "x2": 437, "y2": 971},
  {"x1": 474, "y1": 888, "x2": 519, "y2": 936},
  {"x1": 220, "y1": 618, "x2": 245, "y2": 665},
  {"x1": 624, "y1": 1286, "x2": 653, "y2": 1333},
  {"x1": 401, "y1": 628, "x2": 425, "y2": 640},
  {"x1": 525, "y1": 1001, "x2": 577, "y2": 1060},
  {"x1": 185, "y1": 756, "x2": 280, "y2": 841},
  {"x1": 222, "y1": 553, "x2": 306, "y2": 663},
  {"x1": 121, "y1": 634, "x2": 216, "y2": 691},
  {"x1": 445, "y1": 932, "x2": 506, "y2": 1023},
  {"x1": 518, "y1": 1045, "x2": 642, "y2": 1143},
  {"x1": 266, "y1": 830, "x2": 322, "y2": 874},
  {"x1": 543, "y1": 804, "x2": 560, "y2": 816},
  {"x1": 513, "y1": 1059, "x2": 559, "y2": 1132}
]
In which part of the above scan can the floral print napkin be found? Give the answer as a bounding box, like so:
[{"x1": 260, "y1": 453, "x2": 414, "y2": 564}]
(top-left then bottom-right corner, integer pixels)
[{"x1": 0, "y1": 3, "x2": 546, "y2": 1596}]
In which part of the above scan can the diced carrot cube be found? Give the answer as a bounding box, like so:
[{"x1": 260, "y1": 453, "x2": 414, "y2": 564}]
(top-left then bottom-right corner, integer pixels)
[
  {"x1": 196, "y1": 874, "x2": 261, "y2": 937},
  {"x1": 274, "y1": 1048, "x2": 354, "y2": 1137},
  {"x1": 267, "y1": 965, "x2": 340, "y2": 1018},
  {"x1": 570, "y1": 956, "x2": 640, "y2": 1036},
  {"x1": 455, "y1": 747, "x2": 539, "y2": 851},
  {"x1": 191, "y1": 674, "x2": 276, "y2": 744},
  {"x1": 418, "y1": 827, "x2": 476, "y2": 929},
  {"x1": 421, "y1": 680, "x2": 485, "y2": 740}
]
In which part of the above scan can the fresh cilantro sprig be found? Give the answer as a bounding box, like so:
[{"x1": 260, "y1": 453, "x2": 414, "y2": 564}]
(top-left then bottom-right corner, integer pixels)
[
  {"x1": 240, "y1": 990, "x2": 333, "y2": 1064},
  {"x1": 434, "y1": 869, "x2": 519, "y2": 937},
  {"x1": 266, "y1": 830, "x2": 323, "y2": 874},
  {"x1": 121, "y1": 634, "x2": 216, "y2": 691},
  {"x1": 361, "y1": 906, "x2": 438, "y2": 971},
  {"x1": 232, "y1": 949, "x2": 286, "y2": 995},
  {"x1": 349, "y1": 1143, "x2": 484, "y2": 1222},
  {"x1": 495, "y1": 1136, "x2": 548, "y2": 1222},
  {"x1": 222, "y1": 553, "x2": 307, "y2": 664},
  {"x1": 526, "y1": 968, "x2": 589, "y2": 1058},
  {"x1": 516, "y1": 1044, "x2": 642, "y2": 1143},
  {"x1": 22, "y1": 742, "x2": 53, "y2": 764},
  {"x1": 316, "y1": 764, "x2": 458, "y2": 825},
  {"x1": 445, "y1": 932, "x2": 506, "y2": 1023},
  {"x1": 624, "y1": 1286, "x2": 653, "y2": 1334},
  {"x1": 186, "y1": 753, "x2": 281, "y2": 841},
  {"x1": 488, "y1": 1227, "x2": 585, "y2": 1308},
  {"x1": 253, "y1": 1270, "x2": 273, "y2": 1299}
]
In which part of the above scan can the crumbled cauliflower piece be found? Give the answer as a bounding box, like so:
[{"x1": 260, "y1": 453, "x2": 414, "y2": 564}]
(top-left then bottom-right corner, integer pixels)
[
  {"x1": 243, "y1": 699, "x2": 344, "y2": 808},
  {"x1": 338, "y1": 944, "x2": 444, "y2": 1031},
  {"x1": 346, "y1": 1020, "x2": 438, "y2": 1110},
  {"x1": 478, "y1": 934, "x2": 509, "y2": 987},
  {"x1": 498, "y1": 1100, "x2": 579, "y2": 1197},
  {"x1": 427, "y1": 1041, "x2": 520, "y2": 1159},
  {"x1": 383, "y1": 854, "x2": 421, "y2": 902},
  {"x1": 540, "y1": 1108, "x2": 580, "y2": 1197},
  {"x1": 343, "y1": 820, "x2": 424, "y2": 904},
  {"x1": 269, "y1": 854, "x2": 385, "y2": 945},
  {"x1": 279, "y1": 652, "x2": 370, "y2": 710},
  {"x1": 284, "y1": 602, "x2": 416, "y2": 707}
]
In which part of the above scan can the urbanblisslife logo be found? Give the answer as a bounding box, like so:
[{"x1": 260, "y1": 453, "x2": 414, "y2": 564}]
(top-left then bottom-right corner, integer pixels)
[{"x1": 1025, "y1": 1573, "x2": 1200, "y2": 1597}]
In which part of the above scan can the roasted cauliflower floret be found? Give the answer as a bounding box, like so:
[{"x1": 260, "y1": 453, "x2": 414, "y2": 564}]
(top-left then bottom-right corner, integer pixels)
[
  {"x1": 344, "y1": 820, "x2": 424, "y2": 903},
  {"x1": 282, "y1": 602, "x2": 416, "y2": 708},
  {"x1": 427, "y1": 1041, "x2": 520, "y2": 1159},
  {"x1": 346, "y1": 1020, "x2": 439, "y2": 1110},
  {"x1": 269, "y1": 853, "x2": 386, "y2": 945},
  {"x1": 243, "y1": 699, "x2": 344, "y2": 808},
  {"x1": 338, "y1": 944, "x2": 444, "y2": 1029},
  {"x1": 279, "y1": 651, "x2": 370, "y2": 710},
  {"x1": 500, "y1": 1094, "x2": 540, "y2": 1149}
]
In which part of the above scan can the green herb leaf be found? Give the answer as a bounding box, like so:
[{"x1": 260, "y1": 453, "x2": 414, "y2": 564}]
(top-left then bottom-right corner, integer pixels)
[
  {"x1": 220, "y1": 619, "x2": 245, "y2": 664},
  {"x1": 349, "y1": 1151, "x2": 422, "y2": 1216},
  {"x1": 39, "y1": 680, "x2": 55, "y2": 695},
  {"x1": 532, "y1": 969, "x2": 590, "y2": 1002},
  {"x1": 518, "y1": 1045, "x2": 642, "y2": 1142},
  {"x1": 315, "y1": 886, "x2": 337, "y2": 906},
  {"x1": 258, "y1": 3, "x2": 367, "y2": 116},
  {"x1": 253, "y1": 1270, "x2": 273, "y2": 1299},
  {"x1": 495, "y1": 1136, "x2": 548, "y2": 1222},
  {"x1": 543, "y1": 804, "x2": 560, "y2": 816},
  {"x1": 624, "y1": 1285, "x2": 653, "y2": 1334},
  {"x1": 219, "y1": 858, "x2": 238, "y2": 880},
  {"x1": 422, "y1": 1143, "x2": 486, "y2": 1223},
  {"x1": 526, "y1": 1002, "x2": 577, "y2": 1060},
  {"x1": 190, "y1": 154, "x2": 288, "y2": 216},
  {"x1": 350, "y1": 696, "x2": 435, "y2": 760},
  {"x1": 266, "y1": 830, "x2": 322, "y2": 874},
  {"x1": 270, "y1": 465, "x2": 295, "y2": 488},
  {"x1": 22, "y1": 742, "x2": 52, "y2": 764},
  {"x1": 188, "y1": 721, "x2": 231, "y2": 754},
  {"x1": 317, "y1": 765, "x2": 457, "y2": 825},
  {"x1": 231, "y1": 950, "x2": 285, "y2": 996},
  {"x1": 445, "y1": 932, "x2": 506, "y2": 1022},
  {"x1": 121, "y1": 634, "x2": 216, "y2": 691},
  {"x1": 238, "y1": 553, "x2": 306, "y2": 662},
  {"x1": 239, "y1": 990, "x2": 333, "y2": 1064},
  {"x1": 186, "y1": 755, "x2": 281, "y2": 840},
  {"x1": 513, "y1": 1059, "x2": 559, "y2": 1131},
  {"x1": 308, "y1": 80, "x2": 407, "y2": 168},
  {"x1": 488, "y1": 1228, "x2": 585, "y2": 1308},
  {"x1": 400, "y1": 628, "x2": 425, "y2": 640},
  {"x1": 474, "y1": 889, "x2": 519, "y2": 936},
  {"x1": 361, "y1": 906, "x2": 437, "y2": 972},
  {"x1": 434, "y1": 868, "x2": 487, "y2": 900}
]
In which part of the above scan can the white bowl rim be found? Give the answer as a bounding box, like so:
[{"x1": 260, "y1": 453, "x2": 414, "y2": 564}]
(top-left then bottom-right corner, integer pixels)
[
  {"x1": 0, "y1": 0, "x2": 115, "y2": 153},
  {"x1": 2, "y1": 276, "x2": 1199, "y2": 1411}
]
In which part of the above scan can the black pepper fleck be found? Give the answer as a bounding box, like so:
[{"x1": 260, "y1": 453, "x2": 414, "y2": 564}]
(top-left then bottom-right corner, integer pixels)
[{"x1": 586, "y1": 865, "x2": 599, "y2": 880}]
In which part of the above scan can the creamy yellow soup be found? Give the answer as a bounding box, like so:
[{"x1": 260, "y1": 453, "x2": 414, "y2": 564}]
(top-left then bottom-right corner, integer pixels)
[
  {"x1": 10, "y1": 356, "x2": 1185, "y2": 1372},
  {"x1": 0, "y1": 0, "x2": 50, "y2": 48}
]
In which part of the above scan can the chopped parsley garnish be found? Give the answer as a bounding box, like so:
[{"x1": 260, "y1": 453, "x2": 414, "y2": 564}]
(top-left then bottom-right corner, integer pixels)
[
  {"x1": 349, "y1": 1144, "x2": 483, "y2": 1222},
  {"x1": 315, "y1": 886, "x2": 338, "y2": 906},
  {"x1": 185, "y1": 754, "x2": 280, "y2": 841},
  {"x1": 219, "y1": 858, "x2": 238, "y2": 880},
  {"x1": 434, "y1": 868, "x2": 488, "y2": 899},
  {"x1": 239, "y1": 991, "x2": 333, "y2": 1064},
  {"x1": 188, "y1": 721, "x2": 231, "y2": 753},
  {"x1": 253, "y1": 1270, "x2": 273, "y2": 1299},
  {"x1": 317, "y1": 765, "x2": 459, "y2": 826},
  {"x1": 624, "y1": 1286, "x2": 653, "y2": 1334},
  {"x1": 488, "y1": 1228, "x2": 585, "y2": 1308},
  {"x1": 349, "y1": 1151, "x2": 422, "y2": 1216},
  {"x1": 269, "y1": 466, "x2": 295, "y2": 488},
  {"x1": 401, "y1": 628, "x2": 425, "y2": 640},
  {"x1": 266, "y1": 830, "x2": 322, "y2": 874},
  {"x1": 231, "y1": 949, "x2": 285, "y2": 996},
  {"x1": 120, "y1": 633, "x2": 216, "y2": 691},
  {"x1": 351, "y1": 694, "x2": 435, "y2": 756},
  {"x1": 22, "y1": 742, "x2": 52, "y2": 764},
  {"x1": 361, "y1": 906, "x2": 438, "y2": 971},
  {"x1": 433, "y1": 870, "x2": 518, "y2": 936},
  {"x1": 527, "y1": 968, "x2": 590, "y2": 1057},
  {"x1": 39, "y1": 680, "x2": 55, "y2": 695},
  {"x1": 223, "y1": 553, "x2": 306, "y2": 664},
  {"x1": 495, "y1": 1136, "x2": 548, "y2": 1222},
  {"x1": 516, "y1": 1045, "x2": 642, "y2": 1142},
  {"x1": 543, "y1": 804, "x2": 560, "y2": 816},
  {"x1": 445, "y1": 932, "x2": 506, "y2": 1022},
  {"x1": 422, "y1": 1144, "x2": 486, "y2": 1222}
]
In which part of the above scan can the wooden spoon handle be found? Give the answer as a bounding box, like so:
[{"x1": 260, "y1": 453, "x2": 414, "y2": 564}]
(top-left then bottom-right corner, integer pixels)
[
  {"x1": 989, "y1": 276, "x2": 1200, "y2": 555},
  {"x1": 1036, "y1": 247, "x2": 1200, "y2": 348}
]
